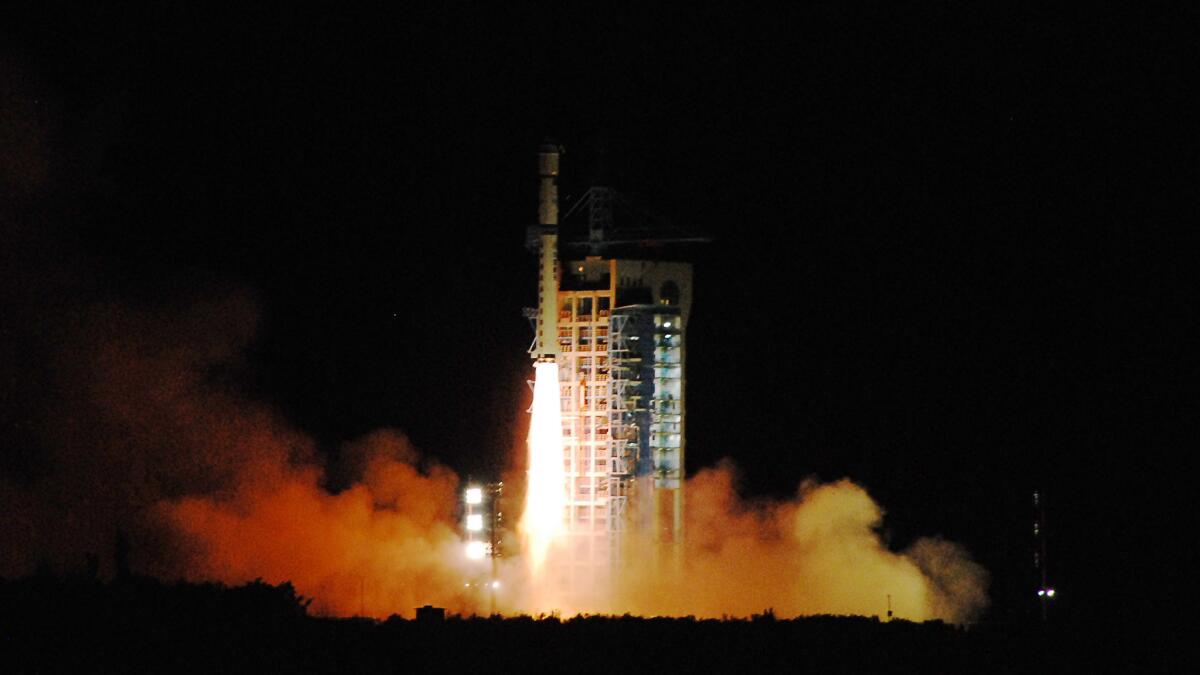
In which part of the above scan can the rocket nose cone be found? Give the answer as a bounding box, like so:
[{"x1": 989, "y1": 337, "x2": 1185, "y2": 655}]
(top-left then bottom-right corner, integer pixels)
[{"x1": 539, "y1": 144, "x2": 561, "y2": 178}]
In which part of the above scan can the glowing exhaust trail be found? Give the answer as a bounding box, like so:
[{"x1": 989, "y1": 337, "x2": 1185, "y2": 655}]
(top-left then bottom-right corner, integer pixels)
[{"x1": 522, "y1": 360, "x2": 566, "y2": 576}]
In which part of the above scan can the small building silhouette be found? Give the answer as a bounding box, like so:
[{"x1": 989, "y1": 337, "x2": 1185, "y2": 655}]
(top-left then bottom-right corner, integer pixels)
[{"x1": 415, "y1": 605, "x2": 445, "y2": 623}]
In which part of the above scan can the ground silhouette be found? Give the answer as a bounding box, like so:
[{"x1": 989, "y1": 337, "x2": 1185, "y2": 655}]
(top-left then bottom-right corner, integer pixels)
[{"x1": 0, "y1": 573, "x2": 1098, "y2": 672}]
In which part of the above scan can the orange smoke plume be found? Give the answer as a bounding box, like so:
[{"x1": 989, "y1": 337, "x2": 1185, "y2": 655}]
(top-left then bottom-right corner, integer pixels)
[
  {"x1": 0, "y1": 288, "x2": 986, "y2": 623},
  {"x1": 162, "y1": 430, "x2": 475, "y2": 617},
  {"x1": 503, "y1": 462, "x2": 988, "y2": 623},
  {"x1": 610, "y1": 465, "x2": 988, "y2": 623}
]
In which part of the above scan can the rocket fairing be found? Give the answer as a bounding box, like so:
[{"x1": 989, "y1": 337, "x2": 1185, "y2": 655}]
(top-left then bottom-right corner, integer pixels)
[{"x1": 531, "y1": 143, "x2": 561, "y2": 361}]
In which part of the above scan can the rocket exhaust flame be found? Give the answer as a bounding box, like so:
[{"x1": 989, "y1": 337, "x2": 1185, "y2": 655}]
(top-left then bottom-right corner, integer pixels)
[{"x1": 521, "y1": 360, "x2": 566, "y2": 577}]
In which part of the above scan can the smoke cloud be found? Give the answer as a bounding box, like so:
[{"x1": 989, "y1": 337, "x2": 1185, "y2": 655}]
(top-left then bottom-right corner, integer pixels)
[
  {"x1": 0, "y1": 287, "x2": 481, "y2": 616},
  {"x1": 606, "y1": 466, "x2": 989, "y2": 623},
  {"x1": 0, "y1": 287, "x2": 987, "y2": 621},
  {"x1": 162, "y1": 429, "x2": 475, "y2": 617}
]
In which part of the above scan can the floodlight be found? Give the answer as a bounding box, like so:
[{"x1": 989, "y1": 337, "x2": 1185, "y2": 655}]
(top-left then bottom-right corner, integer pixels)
[
  {"x1": 467, "y1": 514, "x2": 484, "y2": 531},
  {"x1": 465, "y1": 487, "x2": 483, "y2": 504},
  {"x1": 465, "y1": 541, "x2": 486, "y2": 559}
]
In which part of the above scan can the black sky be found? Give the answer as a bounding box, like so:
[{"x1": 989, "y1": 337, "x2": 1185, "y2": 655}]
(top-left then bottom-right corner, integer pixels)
[{"x1": 2, "y1": 3, "x2": 1192, "y2": 625}]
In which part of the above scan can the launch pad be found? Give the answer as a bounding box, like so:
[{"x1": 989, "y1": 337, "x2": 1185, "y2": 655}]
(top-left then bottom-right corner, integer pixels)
[{"x1": 520, "y1": 143, "x2": 702, "y2": 610}]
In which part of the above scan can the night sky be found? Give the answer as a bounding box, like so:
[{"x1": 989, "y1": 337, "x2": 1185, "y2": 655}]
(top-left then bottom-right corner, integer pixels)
[{"x1": 2, "y1": 4, "x2": 1190, "y2": 626}]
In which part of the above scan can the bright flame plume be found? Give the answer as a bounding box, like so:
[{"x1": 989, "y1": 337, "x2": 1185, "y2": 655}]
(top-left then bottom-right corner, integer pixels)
[{"x1": 521, "y1": 360, "x2": 566, "y2": 576}]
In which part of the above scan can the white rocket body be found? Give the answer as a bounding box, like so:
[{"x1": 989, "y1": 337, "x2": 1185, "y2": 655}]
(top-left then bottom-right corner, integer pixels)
[{"x1": 532, "y1": 144, "x2": 561, "y2": 361}]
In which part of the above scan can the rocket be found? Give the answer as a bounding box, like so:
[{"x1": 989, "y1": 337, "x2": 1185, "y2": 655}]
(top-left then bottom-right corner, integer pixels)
[{"x1": 531, "y1": 142, "x2": 561, "y2": 362}]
